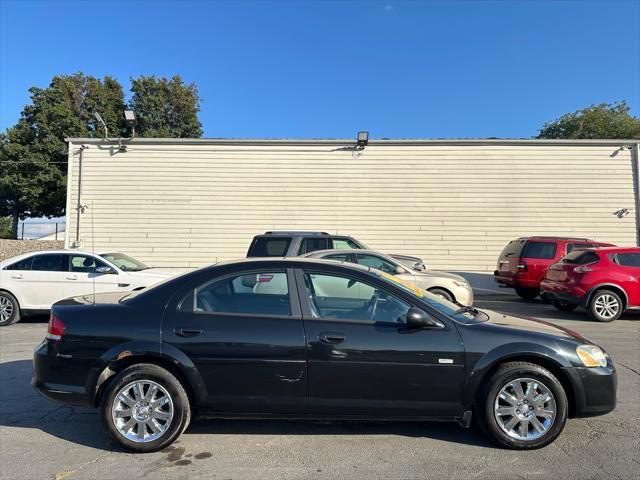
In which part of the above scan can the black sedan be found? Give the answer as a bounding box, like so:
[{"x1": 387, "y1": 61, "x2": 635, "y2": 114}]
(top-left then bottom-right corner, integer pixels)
[{"x1": 32, "y1": 258, "x2": 616, "y2": 452}]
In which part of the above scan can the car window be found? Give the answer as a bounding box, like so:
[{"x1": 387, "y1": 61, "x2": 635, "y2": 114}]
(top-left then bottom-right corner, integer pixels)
[
  {"x1": 499, "y1": 239, "x2": 526, "y2": 258},
  {"x1": 356, "y1": 254, "x2": 397, "y2": 274},
  {"x1": 332, "y1": 238, "x2": 362, "y2": 249},
  {"x1": 324, "y1": 253, "x2": 352, "y2": 262},
  {"x1": 185, "y1": 271, "x2": 290, "y2": 316},
  {"x1": 561, "y1": 250, "x2": 599, "y2": 264},
  {"x1": 5, "y1": 257, "x2": 34, "y2": 271},
  {"x1": 566, "y1": 243, "x2": 594, "y2": 254},
  {"x1": 304, "y1": 272, "x2": 411, "y2": 324},
  {"x1": 521, "y1": 241, "x2": 557, "y2": 259},
  {"x1": 31, "y1": 254, "x2": 67, "y2": 272},
  {"x1": 300, "y1": 237, "x2": 330, "y2": 254},
  {"x1": 614, "y1": 253, "x2": 640, "y2": 267},
  {"x1": 100, "y1": 253, "x2": 148, "y2": 271},
  {"x1": 248, "y1": 237, "x2": 291, "y2": 257},
  {"x1": 69, "y1": 255, "x2": 109, "y2": 273}
]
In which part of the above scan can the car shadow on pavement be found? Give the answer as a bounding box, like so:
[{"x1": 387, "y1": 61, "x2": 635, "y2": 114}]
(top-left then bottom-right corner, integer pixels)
[{"x1": 1, "y1": 359, "x2": 493, "y2": 451}]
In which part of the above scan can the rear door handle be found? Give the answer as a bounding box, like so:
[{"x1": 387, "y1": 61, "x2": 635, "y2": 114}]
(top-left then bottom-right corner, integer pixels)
[
  {"x1": 174, "y1": 328, "x2": 203, "y2": 338},
  {"x1": 319, "y1": 332, "x2": 346, "y2": 344},
  {"x1": 66, "y1": 275, "x2": 78, "y2": 280},
  {"x1": 11, "y1": 274, "x2": 23, "y2": 279}
]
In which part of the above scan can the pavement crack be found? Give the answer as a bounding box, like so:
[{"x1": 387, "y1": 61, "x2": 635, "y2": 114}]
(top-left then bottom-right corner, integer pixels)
[
  {"x1": 617, "y1": 363, "x2": 640, "y2": 376},
  {"x1": 53, "y1": 451, "x2": 112, "y2": 480}
]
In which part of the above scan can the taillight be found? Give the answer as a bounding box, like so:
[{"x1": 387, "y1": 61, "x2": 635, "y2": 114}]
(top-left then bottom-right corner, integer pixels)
[
  {"x1": 516, "y1": 263, "x2": 528, "y2": 272},
  {"x1": 47, "y1": 313, "x2": 65, "y2": 342},
  {"x1": 574, "y1": 265, "x2": 595, "y2": 274}
]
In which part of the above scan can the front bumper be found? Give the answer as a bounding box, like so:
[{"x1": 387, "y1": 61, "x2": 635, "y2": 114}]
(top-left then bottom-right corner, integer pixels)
[{"x1": 564, "y1": 364, "x2": 617, "y2": 417}]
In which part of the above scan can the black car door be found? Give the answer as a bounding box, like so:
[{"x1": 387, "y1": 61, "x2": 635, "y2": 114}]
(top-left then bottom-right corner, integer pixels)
[
  {"x1": 297, "y1": 268, "x2": 465, "y2": 417},
  {"x1": 162, "y1": 268, "x2": 306, "y2": 414}
]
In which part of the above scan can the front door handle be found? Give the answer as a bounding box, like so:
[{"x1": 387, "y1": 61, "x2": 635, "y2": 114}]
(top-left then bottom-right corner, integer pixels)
[
  {"x1": 66, "y1": 275, "x2": 78, "y2": 280},
  {"x1": 319, "y1": 332, "x2": 346, "y2": 344},
  {"x1": 174, "y1": 328, "x2": 203, "y2": 338},
  {"x1": 11, "y1": 274, "x2": 23, "y2": 279}
]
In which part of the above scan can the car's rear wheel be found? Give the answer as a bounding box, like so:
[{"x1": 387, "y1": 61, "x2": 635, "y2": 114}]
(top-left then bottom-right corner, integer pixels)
[
  {"x1": 0, "y1": 291, "x2": 21, "y2": 326},
  {"x1": 514, "y1": 287, "x2": 539, "y2": 300},
  {"x1": 427, "y1": 288, "x2": 454, "y2": 302},
  {"x1": 587, "y1": 290, "x2": 623, "y2": 322},
  {"x1": 478, "y1": 361, "x2": 568, "y2": 449},
  {"x1": 552, "y1": 301, "x2": 578, "y2": 313},
  {"x1": 100, "y1": 363, "x2": 191, "y2": 452}
]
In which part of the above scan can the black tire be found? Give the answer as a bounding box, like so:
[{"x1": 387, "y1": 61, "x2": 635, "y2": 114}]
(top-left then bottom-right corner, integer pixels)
[
  {"x1": 587, "y1": 289, "x2": 623, "y2": 322},
  {"x1": 552, "y1": 301, "x2": 578, "y2": 313},
  {"x1": 515, "y1": 287, "x2": 539, "y2": 300},
  {"x1": 477, "y1": 361, "x2": 568, "y2": 450},
  {"x1": 100, "y1": 363, "x2": 191, "y2": 453},
  {"x1": 427, "y1": 288, "x2": 454, "y2": 302},
  {"x1": 0, "y1": 291, "x2": 21, "y2": 326}
]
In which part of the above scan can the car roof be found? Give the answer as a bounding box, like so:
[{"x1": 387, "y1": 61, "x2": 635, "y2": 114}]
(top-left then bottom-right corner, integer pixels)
[
  {"x1": 591, "y1": 246, "x2": 640, "y2": 253},
  {"x1": 304, "y1": 248, "x2": 395, "y2": 259},
  {"x1": 0, "y1": 249, "x2": 120, "y2": 267},
  {"x1": 213, "y1": 256, "x2": 373, "y2": 272},
  {"x1": 517, "y1": 236, "x2": 594, "y2": 242},
  {"x1": 260, "y1": 231, "x2": 331, "y2": 236}
]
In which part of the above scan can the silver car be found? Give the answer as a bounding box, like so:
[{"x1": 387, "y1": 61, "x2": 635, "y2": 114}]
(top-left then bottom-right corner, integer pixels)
[{"x1": 304, "y1": 249, "x2": 474, "y2": 306}]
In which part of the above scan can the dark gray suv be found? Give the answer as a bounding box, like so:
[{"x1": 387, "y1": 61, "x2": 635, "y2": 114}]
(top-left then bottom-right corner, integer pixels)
[{"x1": 247, "y1": 231, "x2": 366, "y2": 257}]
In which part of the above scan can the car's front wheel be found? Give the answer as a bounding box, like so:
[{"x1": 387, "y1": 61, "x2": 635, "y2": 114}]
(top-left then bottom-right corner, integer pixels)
[
  {"x1": 100, "y1": 363, "x2": 191, "y2": 452},
  {"x1": 587, "y1": 290, "x2": 623, "y2": 322},
  {"x1": 478, "y1": 361, "x2": 568, "y2": 449},
  {"x1": 427, "y1": 288, "x2": 454, "y2": 302},
  {"x1": 0, "y1": 291, "x2": 21, "y2": 327}
]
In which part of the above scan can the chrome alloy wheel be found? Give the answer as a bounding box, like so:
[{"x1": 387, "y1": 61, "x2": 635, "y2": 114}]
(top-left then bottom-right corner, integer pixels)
[
  {"x1": 111, "y1": 380, "x2": 174, "y2": 443},
  {"x1": 594, "y1": 294, "x2": 620, "y2": 320},
  {"x1": 494, "y1": 377, "x2": 557, "y2": 441},
  {"x1": 0, "y1": 296, "x2": 14, "y2": 323}
]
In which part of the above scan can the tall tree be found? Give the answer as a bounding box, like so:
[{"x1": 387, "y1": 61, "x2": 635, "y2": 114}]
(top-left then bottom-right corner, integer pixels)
[
  {"x1": 537, "y1": 101, "x2": 640, "y2": 139},
  {"x1": 129, "y1": 75, "x2": 203, "y2": 138},
  {"x1": 0, "y1": 73, "x2": 126, "y2": 237}
]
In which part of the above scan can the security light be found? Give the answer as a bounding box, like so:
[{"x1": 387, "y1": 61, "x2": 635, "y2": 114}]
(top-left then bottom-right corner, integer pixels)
[
  {"x1": 357, "y1": 131, "x2": 369, "y2": 149},
  {"x1": 124, "y1": 110, "x2": 137, "y2": 137}
]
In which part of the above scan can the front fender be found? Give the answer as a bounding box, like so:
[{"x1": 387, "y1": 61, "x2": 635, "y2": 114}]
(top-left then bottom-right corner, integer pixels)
[
  {"x1": 461, "y1": 342, "x2": 573, "y2": 410},
  {"x1": 86, "y1": 340, "x2": 207, "y2": 405}
]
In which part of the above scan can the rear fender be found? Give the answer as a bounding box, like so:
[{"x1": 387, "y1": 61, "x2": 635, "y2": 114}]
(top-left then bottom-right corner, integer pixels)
[{"x1": 88, "y1": 340, "x2": 207, "y2": 405}]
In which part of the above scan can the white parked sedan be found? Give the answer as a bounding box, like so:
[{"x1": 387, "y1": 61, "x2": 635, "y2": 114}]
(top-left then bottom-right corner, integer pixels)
[
  {"x1": 304, "y1": 249, "x2": 474, "y2": 307},
  {"x1": 0, "y1": 250, "x2": 175, "y2": 326}
]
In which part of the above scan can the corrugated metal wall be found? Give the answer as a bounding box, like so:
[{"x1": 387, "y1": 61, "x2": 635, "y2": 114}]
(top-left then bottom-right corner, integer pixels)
[{"x1": 65, "y1": 140, "x2": 637, "y2": 271}]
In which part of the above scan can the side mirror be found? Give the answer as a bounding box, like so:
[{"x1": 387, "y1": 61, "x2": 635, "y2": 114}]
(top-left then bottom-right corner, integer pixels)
[
  {"x1": 395, "y1": 265, "x2": 407, "y2": 274},
  {"x1": 95, "y1": 266, "x2": 116, "y2": 274},
  {"x1": 406, "y1": 307, "x2": 444, "y2": 329}
]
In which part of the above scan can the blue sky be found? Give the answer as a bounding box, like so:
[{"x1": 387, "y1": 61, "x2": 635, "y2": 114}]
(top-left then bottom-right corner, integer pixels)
[{"x1": 1, "y1": 0, "x2": 638, "y2": 139}]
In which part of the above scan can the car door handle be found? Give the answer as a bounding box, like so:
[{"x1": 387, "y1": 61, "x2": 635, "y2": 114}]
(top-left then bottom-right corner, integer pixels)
[
  {"x1": 319, "y1": 332, "x2": 346, "y2": 344},
  {"x1": 174, "y1": 328, "x2": 203, "y2": 338},
  {"x1": 11, "y1": 274, "x2": 23, "y2": 279},
  {"x1": 66, "y1": 275, "x2": 78, "y2": 280}
]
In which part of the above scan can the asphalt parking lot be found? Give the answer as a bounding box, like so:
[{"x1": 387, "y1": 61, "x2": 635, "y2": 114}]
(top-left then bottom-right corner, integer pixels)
[{"x1": 1, "y1": 295, "x2": 638, "y2": 480}]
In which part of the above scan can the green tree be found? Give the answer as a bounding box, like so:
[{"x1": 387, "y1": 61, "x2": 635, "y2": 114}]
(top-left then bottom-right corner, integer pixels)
[
  {"x1": 129, "y1": 75, "x2": 203, "y2": 138},
  {"x1": 537, "y1": 101, "x2": 640, "y2": 139},
  {"x1": 0, "y1": 73, "x2": 126, "y2": 238},
  {"x1": 0, "y1": 216, "x2": 12, "y2": 239}
]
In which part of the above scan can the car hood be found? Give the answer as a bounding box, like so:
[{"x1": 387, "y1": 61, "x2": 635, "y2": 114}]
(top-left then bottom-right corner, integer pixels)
[
  {"x1": 480, "y1": 309, "x2": 590, "y2": 343},
  {"x1": 413, "y1": 270, "x2": 468, "y2": 283}
]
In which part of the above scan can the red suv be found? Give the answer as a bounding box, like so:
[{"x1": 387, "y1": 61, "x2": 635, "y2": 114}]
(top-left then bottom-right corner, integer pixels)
[
  {"x1": 541, "y1": 247, "x2": 640, "y2": 322},
  {"x1": 494, "y1": 237, "x2": 614, "y2": 300}
]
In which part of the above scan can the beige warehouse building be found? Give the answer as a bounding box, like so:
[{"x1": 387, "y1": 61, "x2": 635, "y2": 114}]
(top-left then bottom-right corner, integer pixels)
[{"x1": 64, "y1": 138, "x2": 640, "y2": 272}]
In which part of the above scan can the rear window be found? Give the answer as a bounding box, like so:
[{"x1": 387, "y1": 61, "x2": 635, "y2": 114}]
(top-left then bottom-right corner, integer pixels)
[
  {"x1": 5, "y1": 257, "x2": 34, "y2": 270},
  {"x1": 561, "y1": 250, "x2": 600, "y2": 264},
  {"x1": 499, "y1": 239, "x2": 526, "y2": 259},
  {"x1": 522, "y1": 241, "x2": 557, "y2": 259},
  {"x1": 615, "y1": 253, "x2": 640, "y2": 267},
  {"x1": 247, "y1": 237, "x2": 291, "y2": 257},
  {"x1": 566, "y1": 243, "x2": 595, "y2": 254}
]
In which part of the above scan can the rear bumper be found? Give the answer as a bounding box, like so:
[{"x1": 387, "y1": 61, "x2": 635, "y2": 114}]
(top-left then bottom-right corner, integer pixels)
[
  {"x1": 493, "y1": 272, "x2": 539, "y2": 289},
  {"x1": 32, "y1": 342, "x2": 93, "y2": 407},
  {"x1": 564, "y1": 364, "x2": 617, "y2": 417},
  {"x1": 540, "y1": 280, "x2": 586, "y2": 305}
]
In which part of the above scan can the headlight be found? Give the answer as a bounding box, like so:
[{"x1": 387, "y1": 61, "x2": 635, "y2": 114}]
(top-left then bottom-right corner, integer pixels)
[
  {"x1": 576, "y1": 345, "x2": 608, "y2": 367},
  {"x1": 453, "y1": 281, "x2": 470, "y2": 288}
]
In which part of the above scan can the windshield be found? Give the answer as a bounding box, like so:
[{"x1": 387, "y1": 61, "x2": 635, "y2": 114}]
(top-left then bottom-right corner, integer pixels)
[
  {"x1": 375, "y1": 270, "x2": 487, "y2": 323},
  {"x1": 100, "y1": 253, "x2": 149, "y2": 272}
]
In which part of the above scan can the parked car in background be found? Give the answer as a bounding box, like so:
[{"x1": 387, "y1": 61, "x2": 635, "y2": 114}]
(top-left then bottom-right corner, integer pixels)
[
  {"x1": 493, "y1": 237, "x2": 614, "y2": 300},
  {"x1": 33, "y1": 257, "x2": 616, "y2": 452},
  {"x1": 0, "y1": 250, "x2": 174, "y2": 326},
  {"x1": 304, "y1": 249, "x2": 473, "y2": 306},
  {"x1": 541, "y1": 247, "x2": 640, "y2": 322},
  {"x1": 247, "y1": 231, "x2": 367, "y2": 257}
]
